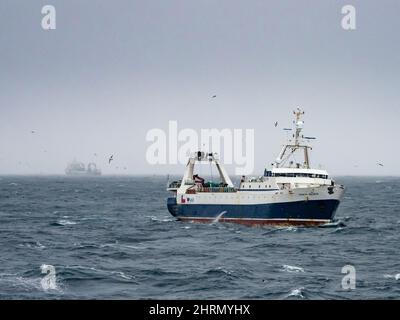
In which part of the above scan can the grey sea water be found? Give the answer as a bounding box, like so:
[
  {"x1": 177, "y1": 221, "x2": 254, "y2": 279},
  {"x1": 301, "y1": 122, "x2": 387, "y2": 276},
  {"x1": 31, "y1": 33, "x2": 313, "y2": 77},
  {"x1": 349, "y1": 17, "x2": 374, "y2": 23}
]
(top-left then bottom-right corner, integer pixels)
[{"x1": 0, "y1": 176, "x2": 399, "y2": 299}]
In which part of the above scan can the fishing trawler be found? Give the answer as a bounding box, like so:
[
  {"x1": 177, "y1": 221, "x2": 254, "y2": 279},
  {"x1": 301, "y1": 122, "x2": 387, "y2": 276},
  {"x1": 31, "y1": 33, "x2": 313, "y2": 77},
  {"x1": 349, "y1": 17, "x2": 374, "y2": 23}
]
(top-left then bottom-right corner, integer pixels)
[
  {"x1": 65, "y1": 160, "x2": 101, "y2": 176},
  {"x1": 166, "y1": 108, "x2": 345, "y2": 226}
]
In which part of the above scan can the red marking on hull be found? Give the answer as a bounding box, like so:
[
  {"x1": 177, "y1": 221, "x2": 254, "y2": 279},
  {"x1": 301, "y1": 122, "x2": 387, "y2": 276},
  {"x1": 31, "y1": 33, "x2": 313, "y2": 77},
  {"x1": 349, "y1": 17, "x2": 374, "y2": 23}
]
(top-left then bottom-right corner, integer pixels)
[{"x1": 177, "y1": 217, "x2": 329, "y2": 227}]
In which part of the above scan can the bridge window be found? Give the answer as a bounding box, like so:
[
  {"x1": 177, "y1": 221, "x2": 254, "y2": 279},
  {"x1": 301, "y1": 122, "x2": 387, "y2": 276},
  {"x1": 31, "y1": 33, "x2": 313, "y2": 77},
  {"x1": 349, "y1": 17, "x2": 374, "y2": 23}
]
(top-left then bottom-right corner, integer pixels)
[
  {"x1": 272, "y1": 173, "x2": 328, "y2": 179},
  {"x1": 264, "y1": 170, "x2": 272, "y2": 177}
]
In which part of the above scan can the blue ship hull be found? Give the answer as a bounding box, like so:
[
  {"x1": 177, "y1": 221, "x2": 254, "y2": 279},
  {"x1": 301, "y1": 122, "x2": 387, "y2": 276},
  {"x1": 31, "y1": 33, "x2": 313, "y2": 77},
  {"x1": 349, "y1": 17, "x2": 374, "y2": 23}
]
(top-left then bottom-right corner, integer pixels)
[{"x1": 167, "y1": 197, "x2": 340, "y2": 226}]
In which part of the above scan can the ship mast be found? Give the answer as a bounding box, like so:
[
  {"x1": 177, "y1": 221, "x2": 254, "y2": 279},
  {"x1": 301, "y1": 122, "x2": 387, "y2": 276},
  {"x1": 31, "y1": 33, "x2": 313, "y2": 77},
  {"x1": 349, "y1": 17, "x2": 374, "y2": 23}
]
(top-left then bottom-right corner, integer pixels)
[
  {"x1": 274, "y1": 107, "x2": 312, "y2": 169},
  {"x1": 293, "y1": 108, "x2": 304, "y2": 146}
]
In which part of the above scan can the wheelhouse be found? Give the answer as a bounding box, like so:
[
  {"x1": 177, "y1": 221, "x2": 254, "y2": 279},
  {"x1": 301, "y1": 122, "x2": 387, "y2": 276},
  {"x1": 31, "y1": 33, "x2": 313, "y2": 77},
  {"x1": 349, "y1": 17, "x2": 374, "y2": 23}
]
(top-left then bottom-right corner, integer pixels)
[{"x1": 264, "y1": 170, "x2": 328, "y2": 179}]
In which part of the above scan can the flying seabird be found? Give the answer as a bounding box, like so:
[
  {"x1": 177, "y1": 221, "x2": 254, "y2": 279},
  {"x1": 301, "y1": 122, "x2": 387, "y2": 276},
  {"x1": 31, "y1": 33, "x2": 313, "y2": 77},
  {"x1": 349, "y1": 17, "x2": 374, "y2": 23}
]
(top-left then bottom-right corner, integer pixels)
[
  {"x1": 377, "y1": 162, "x2": 384, "y2": 167},
  {"x1": 211, "y1": 95, "x2": 217, "y2": 98},
  {"x1": 108, "y1": 155, "x2": 114, "y2": 164},
  {"x1": 274, "y1": 121, "x2": 278, "y2": 127}
]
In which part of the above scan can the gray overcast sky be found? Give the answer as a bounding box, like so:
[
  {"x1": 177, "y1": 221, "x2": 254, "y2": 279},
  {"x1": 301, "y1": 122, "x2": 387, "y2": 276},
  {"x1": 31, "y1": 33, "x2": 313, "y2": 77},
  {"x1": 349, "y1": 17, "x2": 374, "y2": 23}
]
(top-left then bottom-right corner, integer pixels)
[{"x1": 0, "y1": 0, "x2": 399, "y2": 176}]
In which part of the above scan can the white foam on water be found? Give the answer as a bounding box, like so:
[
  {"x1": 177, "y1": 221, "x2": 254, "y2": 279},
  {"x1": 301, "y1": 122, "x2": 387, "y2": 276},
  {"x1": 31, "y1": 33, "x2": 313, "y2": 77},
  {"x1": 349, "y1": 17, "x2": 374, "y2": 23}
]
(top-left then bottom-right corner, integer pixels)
[
  {"x1": 67, "y1": 265, "x2": 98, "y2": 272},
  {"x1": 332, "y1": 227, "x2": 345, "y2": 233},
  {"x1": 383, "y1": 273, "x2": 400, "y2": 280},
  {"x1": 0, "y1": 266, "x2": 63, "y2": 293},
  {"x1": 0, "y1": 275, "x2": 42, "y2": 291},
  {"x1": 100, "y1": 242, "x2": 146, "y2": 250},
  {"x1": 110, "y1": 271, "x2": 135, "y2": 280},
  {"x1": 282, "y1": 265, "x2": 305, "y2": 273},
  {"x1": 150, "y1": 216, "x2": 174, "y2": 222},
  {"x1": 57, "y1": 219, "x2": 77, "y2": 226},
  {"x1": 286, "y1": 287, "x2": 305, "y2": 299},
  {"x1": 119, "y1": 244, "x2": 147, "y2": 250},
  {"x1": 66, "y1": 265, "x2": 135, "y2": 280},
  {"x1": 36, "y1": 242, "x2": 46, "y2": 249},
  {"x1": 319, "y1": 221, "x2": 345, "y2": 228},
  {"x1": 18, "y1": 241, "x2": 46, "y2": 249},
  {"x1": 277, "y1": 226, "x2": 298, "y2": 232},
  {"x1": 211, "y1": 211, "x2": 227, "y2": 224},
  {"x1": 213, "y1": 266, "x2": 233, "y2": 275}
]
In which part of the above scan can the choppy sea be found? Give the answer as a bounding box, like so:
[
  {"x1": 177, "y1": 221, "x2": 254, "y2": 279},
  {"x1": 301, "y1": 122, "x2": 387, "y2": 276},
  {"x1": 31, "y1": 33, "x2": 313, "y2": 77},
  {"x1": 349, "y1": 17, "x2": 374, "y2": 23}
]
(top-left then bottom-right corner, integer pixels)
[{"x1": 0, "y1": 176, "x2": 399, "y2": 299}]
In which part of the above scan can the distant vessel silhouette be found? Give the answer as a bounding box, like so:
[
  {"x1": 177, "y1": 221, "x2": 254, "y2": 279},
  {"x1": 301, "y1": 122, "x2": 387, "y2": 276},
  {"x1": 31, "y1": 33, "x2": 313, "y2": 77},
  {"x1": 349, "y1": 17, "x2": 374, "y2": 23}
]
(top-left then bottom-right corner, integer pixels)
[{"x1": 65, "y1": 160, "x2": 101, "y2": 176}]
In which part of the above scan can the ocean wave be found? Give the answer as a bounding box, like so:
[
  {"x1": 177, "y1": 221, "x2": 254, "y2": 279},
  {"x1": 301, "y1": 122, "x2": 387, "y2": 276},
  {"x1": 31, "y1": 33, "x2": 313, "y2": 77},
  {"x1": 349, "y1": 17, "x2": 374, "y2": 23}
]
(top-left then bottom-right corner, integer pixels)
[
  {"x1": 150, "y1": 216, "x2": 174, "y2": 222},
  {"x1": 72, "y1": 241, "x2": 104, "y2": 249},
  {"x1": 277, "y1": 226, "x2": 298, "y2": 232},
  {"x1": 52, "y1": 219, "x2": 77, "y2": 226},
  {"x1": 319, "y1": 220, "x2": 346, "y2": 228},
  {"x1": 110, "y1": 271, "x2": 135, "y2": 280},
  {"x1": 285, "y1": 287, "x2": 306, "y2": 299},
  {"x1": 63, "y1": 265, "x2": 135, "y2": 281},
  {"x1": 383, "y1": 274, "x2": 400, "y2": 280},
  {"x1": 282, "y1": 265, "x2": 305, "y2": 273},
  {"x1": 330, "y1": 227, "x2": 345, "y2": 233},
  {"x1": 205, "y1": 266, "x2": 234, "y2": 276},
  {"x1": 18, "y1": 241, "x2": 46, "y2": 249},
  {"x1": 0, "y1": 266, "x2": 63, "y2": 294},
  {"x1": 99, "y1": 242, "x2": 147, "y2": 250},
  {"x1": 2, "y1": 176, "x2": 399, "y2": 299},
  {"x1": 0, "y1": 275, "x2": 42, "y2": 291}
]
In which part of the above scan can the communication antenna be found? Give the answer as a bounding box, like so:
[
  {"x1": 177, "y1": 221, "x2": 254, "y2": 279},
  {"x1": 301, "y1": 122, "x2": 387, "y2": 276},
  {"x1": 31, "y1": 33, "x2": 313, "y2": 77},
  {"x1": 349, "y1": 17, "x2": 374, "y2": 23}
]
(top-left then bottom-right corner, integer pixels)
[
  {"x1": 209, "y1": 152, "x2": 213, "y2": 182},
  {"x1": 293, "y1": 107, "x2": 305, "y2": 146}
]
